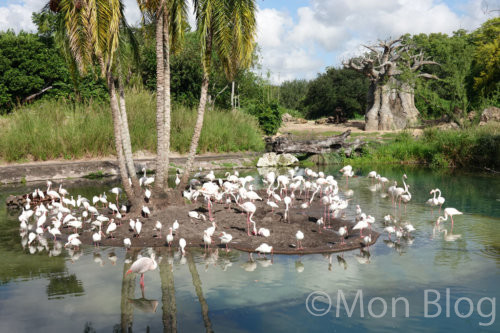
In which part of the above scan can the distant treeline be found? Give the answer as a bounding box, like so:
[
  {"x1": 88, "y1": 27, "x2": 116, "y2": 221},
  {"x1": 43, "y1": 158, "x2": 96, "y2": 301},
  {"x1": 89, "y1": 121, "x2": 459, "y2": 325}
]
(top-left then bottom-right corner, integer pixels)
[{"x1": 278, "y1": 17, "x2": 499, "y2": 120}]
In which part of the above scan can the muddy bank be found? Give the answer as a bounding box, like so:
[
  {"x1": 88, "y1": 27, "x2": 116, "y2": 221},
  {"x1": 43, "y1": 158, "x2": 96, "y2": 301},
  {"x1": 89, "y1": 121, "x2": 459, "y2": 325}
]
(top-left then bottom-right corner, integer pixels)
[
  {"x1": 32, "y1": 191, "x2": 379, "y2": 255},
  {"x1": 0, "y1": 153, "x2": 259, "y2": 184}
]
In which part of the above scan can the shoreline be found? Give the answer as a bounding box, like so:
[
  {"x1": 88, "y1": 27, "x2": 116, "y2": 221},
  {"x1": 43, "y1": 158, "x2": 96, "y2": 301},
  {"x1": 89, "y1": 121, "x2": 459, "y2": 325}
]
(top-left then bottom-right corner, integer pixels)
[{"x1": 0, "y1": 152, "x2": 260, "y2": 185}]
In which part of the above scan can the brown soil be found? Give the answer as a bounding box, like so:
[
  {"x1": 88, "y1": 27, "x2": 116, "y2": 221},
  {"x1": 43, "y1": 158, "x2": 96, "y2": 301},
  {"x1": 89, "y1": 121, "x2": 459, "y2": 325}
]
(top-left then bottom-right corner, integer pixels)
[{"x1": 54, "y1": 190, "x2": 379, "y2": 255}]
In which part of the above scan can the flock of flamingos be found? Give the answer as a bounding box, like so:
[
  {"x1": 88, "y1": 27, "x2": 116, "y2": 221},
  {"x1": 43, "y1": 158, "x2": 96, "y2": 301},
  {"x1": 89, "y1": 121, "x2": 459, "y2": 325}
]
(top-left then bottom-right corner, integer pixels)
[{"x1": 15, "y1": 165, "x2": 464, "y2": 286}]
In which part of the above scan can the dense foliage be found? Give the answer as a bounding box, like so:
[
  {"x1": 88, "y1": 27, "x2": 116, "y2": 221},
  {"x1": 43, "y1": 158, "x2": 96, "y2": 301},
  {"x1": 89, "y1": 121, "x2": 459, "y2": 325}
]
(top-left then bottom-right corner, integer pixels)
[
  {"x1": 301, "y1": 67, "x2": 370, "y2": 119},
  {"x1": 244, "y1": 101, "x2": 282, "y2": 135}
]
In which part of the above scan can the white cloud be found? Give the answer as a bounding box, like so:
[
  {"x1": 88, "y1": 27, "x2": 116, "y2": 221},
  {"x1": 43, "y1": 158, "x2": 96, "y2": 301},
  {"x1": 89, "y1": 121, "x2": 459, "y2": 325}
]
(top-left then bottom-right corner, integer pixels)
[
  {"x1": 255, "y1": 0, "x2": 489, "y2": 83},
  {"x1": 0, "y1": 0, "x2": 491, "y2": 83}
]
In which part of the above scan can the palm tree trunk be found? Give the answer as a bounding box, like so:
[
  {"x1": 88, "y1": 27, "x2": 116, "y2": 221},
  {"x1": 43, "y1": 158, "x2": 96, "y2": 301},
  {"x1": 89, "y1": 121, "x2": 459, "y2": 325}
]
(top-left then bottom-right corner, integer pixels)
[
  {"x1": 121, "y1": 251, "x2": 136, "y2": 332},
  {"x1": 154, "y1": 11, "x2": 166, "y2": 192},
  {"x1": 162, "y1": 9, "x2": 172, "y2": 191},
  {"x1": 187, "y1": 253, "x2": 213, "y2": 333},
  {"x1": 160, "y1": 254, "x2": 177, "y2": 332},
  {"x1": 108, "y1": 72, "x2": 136, "y2": 200},
  {"x1": 179, "y1": 72, "x2": 209, "y2": 187},
  {"x1": 117, "y1": 74, "x2": 141, "y2": 193},
  {"x1": 231, "y1": 80, "x2": 235, "y2": 110}
]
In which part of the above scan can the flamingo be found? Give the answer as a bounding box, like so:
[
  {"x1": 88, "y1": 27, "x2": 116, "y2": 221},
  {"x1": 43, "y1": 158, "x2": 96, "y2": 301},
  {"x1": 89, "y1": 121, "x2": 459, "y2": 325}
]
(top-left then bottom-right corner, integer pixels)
[
  {"x1": 203, "y1": 230, "x2": 212, "y2": 251},
  {"x1": 125, "y1": 253, "x2": 158, "y2": 289},
  {"x1": 219, "y1": 232, "x2": 233, "y2": 252},
  {"x1": 179, "y1": 238, "x2": 186, "y2": 255},
  {"x1": 172, "y1": 220, "x2": 179, "y2": 234},
  {"x1": 337, "y1": 226, "x2": 348, "y2": 245},
  {"x1": 296, "y1": 230, "x2": 304, "y2": 250},
  {"x1": 384, "y1": 226, "x2": 396, "y2": 240},
  {"x1": 367, "y1": 171, "x2": 377, "y2": 184},
  {"x1": 362, "y1": 235, "x2": 372, "y2": 250},
  {"x1": 142, "y1": 206, "x2": 151, "y2": 218},
  {"x1": 435, "y1": 188, "x2": 445, "y2": 213},
  {"x1": 106, "y1": 219, "x2": 117, "y2": 238},
  {"x1": 135, "y1": 219, "x2": 143, "y2": 237},
  {"x1": 258, "y1": 227, "x2": 270, "y2": 237},
  {"x1": 188, "y1": 211, "x2": 206, "y2": 221},
  {"x1": 238, "y1": 201, "x2": 256, "y2": 236},
  {"x1": 48, "y1": 227, "x2": 61, "y2": 241},
  {"x1": 426, "y1": 189, "x2": 439, "y2": 213},
  {"x1": 206, "y1": 222, "x2": 217, "y2": 238},
  {"x1": 438, "y1": 208, "x2": 463, "y2": 230},
  {"x1": 124, "y1": 238, "x2": 131, "y2": 250},
  {"x1": 155, "y1": 221, "x2": 162, "y2": 237},
  {"x1": 316, "y1": 217, "x2": 324, "y2": 233},
  {"x1": 175, "y1": 174, "x2": 181, "y2": 187},
  {"x1": 166, "y1": 228, "x2": 174, "y2": 247},
  {"x1": 255, "y1": 243, "x2": 273, "y2": 258},
  {"x1": 404, "y1": 224, "x2": 416, "y2": 236},
  {"x1": 353, "y1": 215, "x2": 368, "y2": 237},
  {"x1": 283, "y1": 196, "x2": 292, "y2": 222},
  {"x1": 92, "y1": 228, "x2": 104, "y2": 247},
  {"x1": 110, "y1": 187, "x2": 122, "y2": 204},
  {"x1": 266, "y1": 200, "x2": 279, "y2": 212}
]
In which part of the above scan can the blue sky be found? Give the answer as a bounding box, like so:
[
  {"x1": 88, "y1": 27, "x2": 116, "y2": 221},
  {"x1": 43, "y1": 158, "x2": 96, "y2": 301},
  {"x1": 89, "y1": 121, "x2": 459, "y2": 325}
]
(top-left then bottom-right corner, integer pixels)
[{"x1": 1, "y1": 0, "x2": 497, "y2": 82}]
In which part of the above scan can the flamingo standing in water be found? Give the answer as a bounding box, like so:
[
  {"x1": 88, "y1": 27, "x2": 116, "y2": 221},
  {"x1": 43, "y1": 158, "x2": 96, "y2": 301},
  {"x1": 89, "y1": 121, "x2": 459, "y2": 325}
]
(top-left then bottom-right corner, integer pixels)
[
  {"x1": 125, "y1": 253, "x2": 158, "y2": 289},
  {"x1": 219, "y1": 232, "x2": 233, "y2": 252},
  {"x1": 437, "y1": 207, "x2": 463, "y2": 230},
  {"x1": 337, "y1": 226, "x2": 348, "y2": 245},
  {"x1": 435, "y1": 189, "x2": 445, "y2": 213}
]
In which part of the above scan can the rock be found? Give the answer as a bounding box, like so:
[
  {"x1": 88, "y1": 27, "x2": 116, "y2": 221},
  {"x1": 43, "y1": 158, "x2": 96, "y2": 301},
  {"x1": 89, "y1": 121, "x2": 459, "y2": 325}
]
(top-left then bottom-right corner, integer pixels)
[
  {"x1": 479, "y1": 107, "x2": 500, "y2": 125},
  {"x1": 257, "y1": 153, "x2": 298, "y2": 167},
  {"x1": 437, "y1": 122, "x2": 459, "y2": 130},
  {"x1": 294, "y1": 118, "x2": 308, "y2": 124},
  {"x1": 468, "y1": 111, "x2": 477, "y2": 122},
  {"x1": 282, "y1": 113, "x2": 294, "y2": 122}
]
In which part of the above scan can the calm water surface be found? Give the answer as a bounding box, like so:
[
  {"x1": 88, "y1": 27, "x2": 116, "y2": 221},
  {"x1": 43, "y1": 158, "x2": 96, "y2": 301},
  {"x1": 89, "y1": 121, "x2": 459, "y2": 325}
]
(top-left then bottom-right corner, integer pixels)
[{"x1": 0, "y1": 166, "x2": 499, "y2": 332}]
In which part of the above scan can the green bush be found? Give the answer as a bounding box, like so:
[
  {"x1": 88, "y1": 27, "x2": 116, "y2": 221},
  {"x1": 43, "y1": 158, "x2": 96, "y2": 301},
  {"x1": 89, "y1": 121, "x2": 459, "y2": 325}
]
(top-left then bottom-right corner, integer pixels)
[{"x1": 244, "y1": 101, "x2": 282, "y2": 135}]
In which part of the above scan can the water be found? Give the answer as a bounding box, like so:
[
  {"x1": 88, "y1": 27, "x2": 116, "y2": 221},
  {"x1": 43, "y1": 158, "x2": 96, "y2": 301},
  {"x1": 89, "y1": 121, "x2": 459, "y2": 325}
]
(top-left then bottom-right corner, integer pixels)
[{"x1": 0, "y1": 167, "x2": 499, "y2": 332}]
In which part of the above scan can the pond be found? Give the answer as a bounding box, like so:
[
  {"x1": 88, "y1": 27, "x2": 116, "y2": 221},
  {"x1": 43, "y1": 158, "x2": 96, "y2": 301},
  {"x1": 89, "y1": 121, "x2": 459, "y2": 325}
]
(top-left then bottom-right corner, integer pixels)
[{"x1": 0, "y1": 166, "x2": 499, "y2": 332}]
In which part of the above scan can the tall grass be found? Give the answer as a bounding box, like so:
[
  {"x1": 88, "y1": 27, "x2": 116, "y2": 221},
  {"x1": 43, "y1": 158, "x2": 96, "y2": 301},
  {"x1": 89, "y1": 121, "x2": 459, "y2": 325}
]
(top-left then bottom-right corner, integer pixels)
[
  {"x1": 346, "y1": 124, "x2": 500, "y2": 169},
  {"x1": 0, "y1": 90, "x2": 264, "y2": 162}
]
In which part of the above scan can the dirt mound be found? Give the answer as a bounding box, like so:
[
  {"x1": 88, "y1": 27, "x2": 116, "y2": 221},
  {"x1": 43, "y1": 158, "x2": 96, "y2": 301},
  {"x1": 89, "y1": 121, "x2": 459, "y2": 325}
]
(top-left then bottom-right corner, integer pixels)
[{"x1": 55, "y1": 190, "x2": 379, "y2": 255}]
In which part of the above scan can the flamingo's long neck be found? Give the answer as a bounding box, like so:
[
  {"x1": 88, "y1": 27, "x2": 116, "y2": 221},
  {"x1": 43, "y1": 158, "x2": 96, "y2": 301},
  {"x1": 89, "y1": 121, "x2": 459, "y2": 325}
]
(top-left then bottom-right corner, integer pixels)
[
  {"x1": 436, "y1": 189, "x2": 442, "y2": 199},
  {"x1": 402, "y1": 176, "x2": 408, "y2": 192}
]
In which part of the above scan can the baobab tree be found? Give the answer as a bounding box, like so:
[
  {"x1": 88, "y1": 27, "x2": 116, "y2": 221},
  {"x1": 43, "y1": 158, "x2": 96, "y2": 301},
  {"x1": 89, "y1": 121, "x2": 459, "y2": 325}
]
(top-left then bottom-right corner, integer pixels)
[{"x1": 344, "y1": 37, "x2": 438, "y2": 131}]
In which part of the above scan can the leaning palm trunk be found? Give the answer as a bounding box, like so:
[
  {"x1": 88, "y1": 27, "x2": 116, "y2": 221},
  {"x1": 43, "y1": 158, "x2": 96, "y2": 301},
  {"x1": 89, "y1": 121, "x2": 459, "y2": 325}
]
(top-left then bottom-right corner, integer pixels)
[
  {"x1": 187, "y1": 253, "x2": 213, "y2": 333},
  {"x1": 108, "y1": 72, "x2": 135, "y2": 200},
  {"x1": 162, "y1": 9, "x2": 172, "y2": 191},
  {"x1": 179, "y1": 72, "x2": 209, "y2": 187},
  {"x1": 160, "y1": 253, "x2": 177, "y2": 332},
  {"x1": 117, "y1": 75, "x2": 141, "y2": 193},
  {"x1": 154, "y1": 11, "x2": 166, "y2": 192}
]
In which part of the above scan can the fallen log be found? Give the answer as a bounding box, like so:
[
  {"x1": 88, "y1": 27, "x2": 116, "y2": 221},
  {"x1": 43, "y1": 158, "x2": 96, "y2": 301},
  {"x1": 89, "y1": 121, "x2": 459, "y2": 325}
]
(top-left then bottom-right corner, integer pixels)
[{"x1": 265, "y1": 129, "x2": 364, "y2": 156}]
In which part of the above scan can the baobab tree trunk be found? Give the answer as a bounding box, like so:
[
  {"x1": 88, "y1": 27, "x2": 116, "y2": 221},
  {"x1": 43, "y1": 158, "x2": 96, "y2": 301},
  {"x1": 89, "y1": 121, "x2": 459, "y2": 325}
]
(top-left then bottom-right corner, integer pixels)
[
  {"x1": 365, "y1": 80, "x2": 420, "y2": 130},
  {"x1": 155, "y1": 12, "x2": 166, "y2": 192},
  {"x1": 162, "y1": 10, "x2": 172, "y2": 191}
]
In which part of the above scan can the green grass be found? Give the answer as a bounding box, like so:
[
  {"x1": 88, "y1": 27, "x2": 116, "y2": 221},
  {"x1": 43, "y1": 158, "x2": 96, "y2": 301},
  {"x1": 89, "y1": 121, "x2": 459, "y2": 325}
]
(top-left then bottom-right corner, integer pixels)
[
  {"x1": 0, "y1": 90, "x2": 265, "y2": 162},
  {"x1": 345, "y1": 124, "x2": 500, "y2": 169}
]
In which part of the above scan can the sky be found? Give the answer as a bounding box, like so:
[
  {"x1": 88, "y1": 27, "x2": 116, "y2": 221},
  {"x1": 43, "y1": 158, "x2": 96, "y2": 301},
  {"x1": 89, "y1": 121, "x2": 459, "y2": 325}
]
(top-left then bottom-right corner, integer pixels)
[{"x1": 0, "y1": 0, "x2": 498, "y2": 83}]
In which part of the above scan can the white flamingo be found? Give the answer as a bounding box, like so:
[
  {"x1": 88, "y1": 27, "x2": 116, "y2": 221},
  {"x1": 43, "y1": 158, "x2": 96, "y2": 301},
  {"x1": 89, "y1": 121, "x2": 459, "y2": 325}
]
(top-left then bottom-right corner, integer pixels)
[
  {"x1": 125, "y1": 253, "x2": 158, "y2": 289},
  {"x1": 219, "y1": 232, "x2": 233, "y2": 252},
  {"x1": 296, "y1": 230, "x2": 304, "y2": 250}
]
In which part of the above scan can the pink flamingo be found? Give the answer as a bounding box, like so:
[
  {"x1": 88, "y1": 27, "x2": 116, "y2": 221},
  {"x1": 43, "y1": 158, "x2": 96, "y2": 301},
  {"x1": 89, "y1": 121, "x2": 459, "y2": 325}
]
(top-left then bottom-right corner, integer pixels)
[{"x1": 125, "y1": 253, "x2": 158, "y2": 289}]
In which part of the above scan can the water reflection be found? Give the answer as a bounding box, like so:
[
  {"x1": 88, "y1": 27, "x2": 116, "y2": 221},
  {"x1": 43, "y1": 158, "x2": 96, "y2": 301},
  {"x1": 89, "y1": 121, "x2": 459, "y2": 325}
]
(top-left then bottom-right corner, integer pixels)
[{"x1": 0, "y1": 168, "x2": 499, "y2": 332}]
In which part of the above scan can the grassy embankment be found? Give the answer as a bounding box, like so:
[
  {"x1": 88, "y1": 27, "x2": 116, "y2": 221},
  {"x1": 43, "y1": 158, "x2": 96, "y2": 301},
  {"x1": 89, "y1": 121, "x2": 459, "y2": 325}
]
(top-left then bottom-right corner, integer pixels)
[
  {"x1": 299, "y1": 124, "x2": 500, "y2": 169},
  {"x1": 0, "y1": 90, "x2": 265, "y2": 163}
]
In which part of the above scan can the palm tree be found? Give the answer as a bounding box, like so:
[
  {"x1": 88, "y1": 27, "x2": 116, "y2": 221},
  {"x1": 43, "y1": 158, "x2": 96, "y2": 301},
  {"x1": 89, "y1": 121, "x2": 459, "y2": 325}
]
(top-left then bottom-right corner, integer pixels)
[
  {"x1": 179, "y1": 0, "x2": 257, "y2": 187},
  {"x1": 50, "y1": 0, "x2": 141, "y2": 209},
  {"x1": 137, "y1": 0, "x2": 186, "y2": 194}
]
